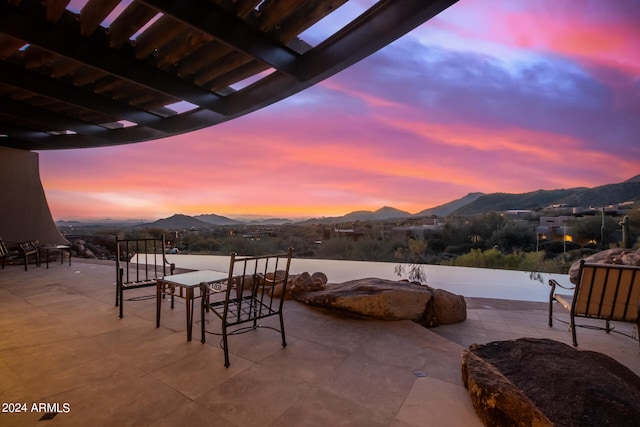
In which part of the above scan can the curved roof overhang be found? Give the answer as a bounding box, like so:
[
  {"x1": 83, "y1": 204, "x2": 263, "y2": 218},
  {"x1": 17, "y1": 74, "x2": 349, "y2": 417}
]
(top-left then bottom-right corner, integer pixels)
[{"x1": 0, "y1": 0, "x2": 458, "y2": 150}]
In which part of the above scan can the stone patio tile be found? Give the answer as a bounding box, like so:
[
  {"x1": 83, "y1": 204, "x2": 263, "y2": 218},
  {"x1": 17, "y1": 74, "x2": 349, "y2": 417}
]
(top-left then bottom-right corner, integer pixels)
[
  {"x1": 196, "y1": 363, "x2": 312, "y2": 426},
  {"x1": 276, "y1": 385, "x2": 389, "y2": 427},
  {"x1": 260, "y1": 337, "x2": 349, "y2": 384},
  {"x1": 316, "y1": 349, "x2": 418, "y2": 423},
  {"x1": 393, "y1": 377, "x2": 482, "y2": 427},
  {"x1": 151, "y1": 344, "x2": 253, "y2": 400}
]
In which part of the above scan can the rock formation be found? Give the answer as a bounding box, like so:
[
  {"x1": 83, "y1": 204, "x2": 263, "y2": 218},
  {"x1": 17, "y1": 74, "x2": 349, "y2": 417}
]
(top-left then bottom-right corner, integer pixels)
[
  {"x1": 461, "y1": 338, "x2": 640, "y2": 427},
  {"x1": 431, "y1": 288, "x2": 468, "y2": 325},
  {"x1": 293, "y1": 277, "x2": 466, "y2": 326},
  {"x1": 70, "y1": 239, "x2": 112, "y2": 260},
  {"x1": 271, "y1": 271, "x2": 328, "y2": 299},
  {"x1": 569, "y1": 248, "x2": 640, "y2": 284}
]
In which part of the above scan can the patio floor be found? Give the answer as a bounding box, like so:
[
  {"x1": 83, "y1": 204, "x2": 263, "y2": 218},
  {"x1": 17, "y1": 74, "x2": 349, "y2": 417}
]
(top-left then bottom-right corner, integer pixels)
[{"x1": 1, "y1": 259, "x2": 639, "y2": 426}]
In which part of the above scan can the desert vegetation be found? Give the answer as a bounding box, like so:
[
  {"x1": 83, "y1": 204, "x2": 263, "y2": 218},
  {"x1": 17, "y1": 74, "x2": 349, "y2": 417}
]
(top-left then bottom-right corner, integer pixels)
[{"x1": 63, "y1": 206, "x2": 639, "y2": 276}]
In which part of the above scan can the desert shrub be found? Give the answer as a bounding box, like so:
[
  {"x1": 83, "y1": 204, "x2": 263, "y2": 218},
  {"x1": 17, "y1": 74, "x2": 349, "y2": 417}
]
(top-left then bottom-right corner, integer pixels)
[
  {"x1": 314, "y1": 238, "x2": 355, "y2": 260},
  {"x1": 449, "y1": 248, "x2": 503, "y2": 268},
  {"x1": 446, "y1": 248, "x2": 570, "y2": 274},
  {"x1": 444, "y1": 244, "x2": 473, "y2": 255}
]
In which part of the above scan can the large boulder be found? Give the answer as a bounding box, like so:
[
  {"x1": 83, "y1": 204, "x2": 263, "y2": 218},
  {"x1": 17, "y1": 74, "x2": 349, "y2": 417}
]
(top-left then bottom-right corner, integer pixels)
[
  {"x1": 294, "y1": 277, "x2": 466, "y2": 325},
  {"x1": 295, "y1": 277, "x2": 432, "y2": 321},
  {"x1": 431, "y1": 288, "x2": 467, "y2": 325},
  {"x1": 461, "y1": 338, "x2": 640, "y2": 427},
  {"x1": 569, "y1": 248, "x2": 640, "y2": 283}
]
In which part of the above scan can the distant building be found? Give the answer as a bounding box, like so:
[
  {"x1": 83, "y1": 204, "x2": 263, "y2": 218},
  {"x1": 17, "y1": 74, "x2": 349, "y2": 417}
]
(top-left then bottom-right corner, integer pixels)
[
  {"x1": 573, "y1": 205, "x2": 623, "y2": 216},
  {"x1": 536, "y1": 216, "x2": 573, "y2": 242},
  {"x1": 504, "y1": 210, "x2": 533, "y2": 218},
  {"x1": 391, "y1": 222, "x2": 444, "y2": 241},
  {"x1": 333, "y1": 227, "x2": 364, "y2": 241}
]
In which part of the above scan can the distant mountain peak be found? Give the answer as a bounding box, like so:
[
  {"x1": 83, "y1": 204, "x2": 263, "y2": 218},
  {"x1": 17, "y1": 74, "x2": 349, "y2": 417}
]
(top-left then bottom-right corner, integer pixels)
[
  {"x1": 194, "y1": 213, "x2": 241, "y2": 225},
  {"x1": 376, "y1": 206, "x2": 403, "y2": 213},
  {"x1": 416, "y1": 192, "x2": 486, "y2": 217},
  {"x1": 338, "y1": 206, "x2": 412, "y2": 221},
  {"x1": 146, "y1": 214, "x2": 210, "y2": 229}
]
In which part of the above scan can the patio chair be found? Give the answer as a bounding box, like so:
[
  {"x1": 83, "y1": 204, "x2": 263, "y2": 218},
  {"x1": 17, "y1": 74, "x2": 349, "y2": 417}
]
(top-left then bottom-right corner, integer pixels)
[
  {"x1": 19, "y1": 240, "x2": 40, "y2": 271},
  {"x1": 115, "y1": 235, "x2": 175, "y2": 318},
  {"x1": 201, "y1": 248, "x2": 293, "y2": 367},
  {"x1": 0, "y1": 237, "x2": 8, "y2": 269},
  {"x1": 549, "y1": 260, "x2": 640, "y2": 348}
]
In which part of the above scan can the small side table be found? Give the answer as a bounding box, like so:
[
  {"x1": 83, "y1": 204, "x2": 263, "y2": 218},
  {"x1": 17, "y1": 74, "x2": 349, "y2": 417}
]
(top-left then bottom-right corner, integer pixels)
[
  {"x1": 156, "y1": 270, "x2": 228, "y2": 341},
  {"x1": 41, "y1": 245, "x2": 72, "y2": 268}
]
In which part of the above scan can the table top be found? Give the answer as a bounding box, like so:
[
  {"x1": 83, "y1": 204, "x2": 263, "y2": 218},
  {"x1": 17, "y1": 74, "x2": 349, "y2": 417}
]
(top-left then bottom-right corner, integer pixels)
[{"x1": 160, "y1": 270, "x2": 228, "y2": 288}]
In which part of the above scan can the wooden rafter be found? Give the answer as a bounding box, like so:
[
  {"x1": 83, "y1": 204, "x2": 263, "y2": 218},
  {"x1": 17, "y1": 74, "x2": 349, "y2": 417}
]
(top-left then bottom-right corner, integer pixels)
[{"x1": 0, "y1": 0, "x2": 459, "y2": 149}]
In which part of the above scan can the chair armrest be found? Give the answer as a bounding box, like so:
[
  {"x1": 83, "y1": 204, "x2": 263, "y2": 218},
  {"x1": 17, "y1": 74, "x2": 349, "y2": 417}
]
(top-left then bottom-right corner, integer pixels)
[
  {"x1": 161, "y1": 249, "x2": 175, "y2": 274},
  {"x1": 549, "y1": 279, "x2": 574, "y2": 298},
  {"x1": 549, "y1": 279, "x2": 573, "y2": 290}
]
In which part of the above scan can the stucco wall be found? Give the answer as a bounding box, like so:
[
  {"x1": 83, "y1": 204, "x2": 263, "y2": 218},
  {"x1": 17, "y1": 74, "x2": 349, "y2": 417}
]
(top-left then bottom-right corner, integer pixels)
[{"x1": 0, "y1": 146, "x2": 67, "y2": 245}]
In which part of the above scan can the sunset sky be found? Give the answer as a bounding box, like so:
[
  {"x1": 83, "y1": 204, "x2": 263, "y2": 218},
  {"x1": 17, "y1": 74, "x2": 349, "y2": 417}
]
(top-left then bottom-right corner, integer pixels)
[{"x1": 38, "y1": 0, "x2": 640, "y2": 221}]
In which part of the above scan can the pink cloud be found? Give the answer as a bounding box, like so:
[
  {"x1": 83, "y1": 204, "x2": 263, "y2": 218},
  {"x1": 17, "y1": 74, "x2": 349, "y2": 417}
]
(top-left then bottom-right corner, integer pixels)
[
  {"x1": 42, "y1": 99, "x2": 636, "y2": 219},
  {"x1": 448, "y1": 0, "x2": 640, "y2": 74}
]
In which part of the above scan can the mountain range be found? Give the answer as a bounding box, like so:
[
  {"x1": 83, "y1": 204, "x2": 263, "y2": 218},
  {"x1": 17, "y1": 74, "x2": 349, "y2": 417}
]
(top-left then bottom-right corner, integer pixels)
[
  {"x1": 451, "y1": 174, "x2": 640, "y2": 216},
  {"x1": 58, "y1": 174, "x2": 640, "y2": 228}
]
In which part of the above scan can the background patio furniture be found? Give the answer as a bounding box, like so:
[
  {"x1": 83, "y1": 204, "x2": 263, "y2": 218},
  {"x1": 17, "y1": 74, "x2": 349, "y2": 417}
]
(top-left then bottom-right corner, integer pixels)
[
  {"x1": 0, "y1": 237, "x2": 8, "y2": 269},
  {"x1": 19, "y1": 240, "x2": 40, "y2": 271},
  {"x1": 40, "y1": 244, "x2": 72, "y2": 268}
]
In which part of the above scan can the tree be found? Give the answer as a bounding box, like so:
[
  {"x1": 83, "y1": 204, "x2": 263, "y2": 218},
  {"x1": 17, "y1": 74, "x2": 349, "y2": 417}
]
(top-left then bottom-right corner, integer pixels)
[
  {"x1": 623, "y1": 206, "x2": 640, "y2": 248},
  {"x1": 488, "y1": 224, "x2": 536, "y2": 252},
  {"x1": 572, "y1": 215, "x2": 618, "y2": 247},
  {"x1": 394, "y1": 238, "x2": 427, "y2": 283}
]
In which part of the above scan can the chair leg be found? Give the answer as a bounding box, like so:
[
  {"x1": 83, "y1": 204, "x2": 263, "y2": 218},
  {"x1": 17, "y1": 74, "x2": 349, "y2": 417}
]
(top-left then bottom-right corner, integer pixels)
[
  {"x1": 279, "y1": 312, "x2": 287, "y2": 348},
  {"x1": 548, "y1": 280, "x2": 555, "y2": 327},
  {"x1": 115, "y1": 269, "x2": 122, "y2": 307},
  {"x1": 119, "y1": 283, "x2": 124, "y2": 319},
  {"x1": 570, "y1": 313, "x2": 578, "y2": 347},
  {"x1": 201, "y1": 297, "x2": 206, "y2": 344},
  {"x1": 222, "y1": 324, "x2": 230, "y2": 368}
]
